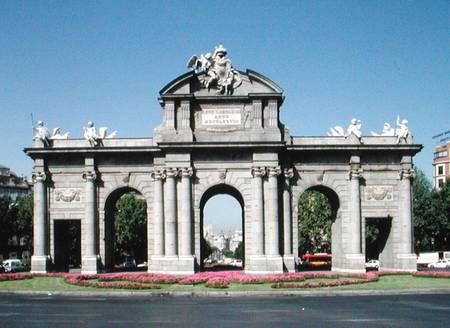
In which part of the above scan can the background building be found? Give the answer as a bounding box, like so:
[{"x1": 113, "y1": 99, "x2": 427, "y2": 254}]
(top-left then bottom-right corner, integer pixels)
[
  {"x1": 433, "y1": 141, "x2": 450, "y2": 189},
  {"x1": 0, "y1": 164, "x2": 32, "y2": 201}
]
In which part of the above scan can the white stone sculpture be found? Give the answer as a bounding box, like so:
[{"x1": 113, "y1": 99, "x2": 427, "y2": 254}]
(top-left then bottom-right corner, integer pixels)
[
  {"x1": 328, "y1": 126, "x2": 345, "y2": 136},
  {"x1": 187, "y1": 44, "x2": 242, "y2": 95},
  {"x1": 371, "y1": 122, "x2": 395, "y2": 136},
  {"x1": 347, "y1": 118, "x2": 362, "y2": 139},
  {"x1": 33, "y1": 121, "x2": 51, "y2": 146},
  {"x1": 395, "y1": 115, "x2": 409, "y2": 143},
  {"x1": 328, "y1": 118, "x2": 362, "y2": 138},
  {"x1": 83, "y1": 121, "x2": 116, "y2": 147},
  {"x1": 50, "y1": 127, "x2": 69, "y2": 140}
]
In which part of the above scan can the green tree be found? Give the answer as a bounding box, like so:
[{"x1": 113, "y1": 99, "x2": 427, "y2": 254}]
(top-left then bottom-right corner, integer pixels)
[
  {"x1": 234, "y1": 241, "x2": 243, "y2": 260},
  {"x1": 413, "y1": 169, "x2": 435, "y2": 251},
  {"x1": 298, "y1": 190, "x2": 332, "y2": 255},
  {"x1": 0, "y1": 197, "x2": 13, "y2": 258},
  {"x1": 15, "y1": 195, "x2": 33, "y2": 254},
  {"x1": 114, "y1": 193, "x2": 147, "y2": 264},
  {"x1": 429, "y1": 179, "x2": 450, "y2": 250},
  {"x1": 201, "y1": 237, "x2": 213, "y2": 260}
]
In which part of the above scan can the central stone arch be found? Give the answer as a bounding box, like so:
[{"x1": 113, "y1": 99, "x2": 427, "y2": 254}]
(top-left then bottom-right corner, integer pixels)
[{"x1": 198, "y1": 183, "x2": 245, "y2": 270}]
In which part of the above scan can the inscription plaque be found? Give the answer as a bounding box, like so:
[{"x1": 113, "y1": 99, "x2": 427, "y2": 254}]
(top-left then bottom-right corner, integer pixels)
[{"x1": 202, "y1": 108, "x2": 241, "y2": 126}]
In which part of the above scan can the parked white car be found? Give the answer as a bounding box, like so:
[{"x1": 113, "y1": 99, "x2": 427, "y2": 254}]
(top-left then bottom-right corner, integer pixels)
[
  {"x1": 2, "y1": 259, "x2": 25, "y2": 273},
  {"x1": 365, "y1": 259, "x2": 380, "y2": 269},
  {"x1": 427, "y1": 259, "x2": 450, "y2": 269}
]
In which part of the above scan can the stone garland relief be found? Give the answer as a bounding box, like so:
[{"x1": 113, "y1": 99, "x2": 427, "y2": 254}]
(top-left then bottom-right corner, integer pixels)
[
  {"x1": 54, "y1": 188, "x2": 82, "y2": 202},
  {"x1": 365, "y1": 185, "x2": 394, "y2": 201}
]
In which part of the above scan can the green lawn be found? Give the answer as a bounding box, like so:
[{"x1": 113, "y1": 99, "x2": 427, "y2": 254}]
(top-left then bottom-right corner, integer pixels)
[{"x1": 0, "y1": 275, "x2": 449, "y2": 293}]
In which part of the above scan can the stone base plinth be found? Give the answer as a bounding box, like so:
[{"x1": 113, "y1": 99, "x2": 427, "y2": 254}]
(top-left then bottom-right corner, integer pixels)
[
  {"x1": 283, "y1": 255, "x2": 296, "y2": 272},
  {"x1": 31, "y1": 255, "x2": 50, "y2": 273},
  {"x1": 245, "y1": 255, "x2": 283, "y2": 274},
  {"x1": 82, "y1": 255, "x2": 99, "y2": 274},
  {"x1": 333, "y1": 253, "x2": 365, "y2": 273},
  {"x1": 149, "y1": 255, "x2": 195, "y2": 275},
  {"x1": 384, "y1": 253, "x2": 417, "y2": 272}
]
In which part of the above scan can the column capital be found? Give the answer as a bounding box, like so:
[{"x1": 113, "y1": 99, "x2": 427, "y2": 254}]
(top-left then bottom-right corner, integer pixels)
[
  {"x1": 283, "y1": 167, "x2": 294, "y2": 180},
  {"x1": 349, "y1": 168, "x2": 363, "y2": 180},
  {"x1": 32, "y1": 171, "x2": 47, "y2": 183},
  {"x1": 267, "y1": 166, "x2": 282, "y2": 177},
  {"x1": 82, "y1": 170, "x2": 97, "y2": 182},
  {"x1": 180, "y1": 167, "x2": 194, "y2": 177},
  {"x1": 251, "y1": 167, "x2": 266, "y2": 178},
  {"x1": 165, "y1": 167, "x2": 179, "y2": 178},
  {"x1": 151, "y1": 169, "x2": 166, "y2": 181},
  {"x1": 399, "y1": 168, "x2": 416, "y2": 180}
]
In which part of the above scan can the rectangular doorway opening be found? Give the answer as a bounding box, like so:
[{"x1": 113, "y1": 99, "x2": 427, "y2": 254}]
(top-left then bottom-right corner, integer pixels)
[{"x1": 54, "y1": 220, "x2": 81, "y2": 272}]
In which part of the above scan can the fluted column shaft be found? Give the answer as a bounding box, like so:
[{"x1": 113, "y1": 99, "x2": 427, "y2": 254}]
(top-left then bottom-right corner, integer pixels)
[
  {"x1": 399, "y1": 168, "x2": 414, "y2": 254},
  {"x1": 266, "y1": 167, "x2": 281, "y2": 256},
  {"x1": 164, "y1": 168, "x2": 178, "y2": 256},
  {"x1": 252, "y1": 167, "x2": 265, "y2": 255},
  {"x1": 33, "y1": 172, "x2": 47, "y2": 257},
  {"x1": 349, "y1": 169, "x2": 362, "y2": 254},
  {"x1": 152, "y1": 170, "x2": 165, "y2": 256},
  {"x1": 84, "y1": 171, "x2": 97, "y2": 257},
  {"x1": 180, "y1": 168, "x2": 193, "y2": 256},
  {"x1": 283, "y1": 168, "x2": 294, "y2": 255}
]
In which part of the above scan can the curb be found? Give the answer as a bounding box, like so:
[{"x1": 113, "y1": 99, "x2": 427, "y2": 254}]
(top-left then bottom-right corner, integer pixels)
[{"x1": 1, "y1": 288, "x2": 450, "y2": 298}]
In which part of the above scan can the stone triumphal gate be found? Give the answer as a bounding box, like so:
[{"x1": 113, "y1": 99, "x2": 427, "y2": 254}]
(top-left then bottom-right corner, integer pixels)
[{"x1": 26, "y1": 46, "x2": 421, "y2": 274}]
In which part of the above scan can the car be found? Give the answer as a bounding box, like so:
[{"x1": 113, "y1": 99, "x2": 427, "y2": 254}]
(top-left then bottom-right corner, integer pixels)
[
  {"x1": 365, "y1": 259, "x2": 380, "y2": 269},
  {"x1": 2, "y1": 259, "x2": 25, "y2": 273},
  {"x1": 427, "y1": 259, "x2": 450, "y2": 269}
]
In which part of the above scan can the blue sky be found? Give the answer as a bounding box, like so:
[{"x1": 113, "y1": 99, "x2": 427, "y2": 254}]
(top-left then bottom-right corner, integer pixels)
[{"x1": 1, "y1": 1, "x2": 448, "y2": 230}]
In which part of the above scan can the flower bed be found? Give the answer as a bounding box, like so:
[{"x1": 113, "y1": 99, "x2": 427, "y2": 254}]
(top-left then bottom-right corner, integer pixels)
[
  {"x1": 1, "y1": 269, "x2": 448, "y2": 290},
  {"x1": 0, "y1": 273, "x2": 33, "y2": 281},
  {"x1": 412, "y1": 271, "x2": 450, "y2": 279}
]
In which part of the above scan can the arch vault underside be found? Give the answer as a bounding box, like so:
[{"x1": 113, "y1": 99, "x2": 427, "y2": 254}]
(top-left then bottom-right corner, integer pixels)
[{"x1": 26, "y1": 68, "x2": 421, "y2": 274}]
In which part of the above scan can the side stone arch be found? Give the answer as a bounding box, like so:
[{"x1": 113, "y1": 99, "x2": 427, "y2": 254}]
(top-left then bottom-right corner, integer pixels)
[
  {"x1": 193, "y1": 170, "x2": 253, "y2": 266},
  {"x1": 98, "y1": 173, "x2": 154, "y2": 269},
  {"x1": 292, "y1": 172, "x2": 347, "y2": 271}
]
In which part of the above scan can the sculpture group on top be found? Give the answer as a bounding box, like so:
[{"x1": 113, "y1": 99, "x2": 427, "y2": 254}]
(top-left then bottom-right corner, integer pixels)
[
  {"x1": 33, "y1": 120, "x2": 116, "y2": 147},
  {"x1": 187, "y1": 44, "x2": 242, "y2": 95},
  {"x1": 33, "y1": 121, "x2": 69, "y2": 146},
  {"x1": 328, "y1": 115, "x2": 410, "y2": 143}
]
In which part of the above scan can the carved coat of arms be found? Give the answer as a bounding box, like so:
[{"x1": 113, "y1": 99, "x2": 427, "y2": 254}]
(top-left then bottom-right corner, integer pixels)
[{"x1": 187, "y1": 45, "x2": 242, "y2": 95}]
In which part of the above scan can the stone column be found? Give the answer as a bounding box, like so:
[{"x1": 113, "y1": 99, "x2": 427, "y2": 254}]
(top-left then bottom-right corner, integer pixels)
[
  {"x1": 82, "y1": 170, "x2": 98, "y2": 274},
  {"x1": 397, "y1": 168, "x2": 417, "y2": 270},
  {"x1": 251, "y1": 167, "x2": 265, "y2": 256},
  {"x1": 348, "y1": 168, "x2": 363, "y2": 254},
  {"x1": 179, "y1": 167, "x2": 193, "y2": 256},
  {"x1": 151, "y1": 170, "x2": 165, "y2": 256},
  {"x1": 282, "y1": 168, "x2": 296, "y2": 272},
  {"x1": 266, "y1": 167, "x2": 281, "y2": 256},
  {"x1": 31, "y1": 171, "x2": 49, "y2": 273},
  {"x1": 345, "y1": 166, "x2": 365, "y2": 272},
  {"x1": 164, "y1": 168, "x2": 178, "y2": 256}
]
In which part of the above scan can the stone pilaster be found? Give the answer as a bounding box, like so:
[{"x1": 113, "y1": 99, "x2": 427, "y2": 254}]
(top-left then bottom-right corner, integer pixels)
[
  {"x1": 266, "y1": 167, "x2": 281, "y2": 256},
  {"x1": 179, "y1": 167, "x2": 193, "y2": 256},
  {"x1": 252, "y1": 99, "x2": 263, "y2": 129},
  {"x1": 82, "y1": 170, "x2": 99, "y2": 274},
  {"x1": 151, "y1": 169, "x2": 165, "y2": 256},
  {"x1": 282, "y1": 168, "x2": 295, "y2": 272},
  {"x1": 266, "y1": 99, "x2": 278, "y2": 128},
  {"x1": 164, "y1": 168, "x2": 178, "y2": 256},
  {"x1": 396, "y1": 168, "x2": 417, "y2": 271},
  {"x1": 164, "y1": 101, "x2": 176, "y2": 130},
  {"x1": 251, "y1": 167, "x2": 265, "y2": 256},
  {"x1": 31, "y1": 171, "x2": 50, "y2": 273}
]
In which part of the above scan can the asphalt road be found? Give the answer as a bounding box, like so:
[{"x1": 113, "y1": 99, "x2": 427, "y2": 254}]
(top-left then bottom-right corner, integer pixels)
[{"x1": 0, "y1": 294, "x2": 449, "y2": 328}]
